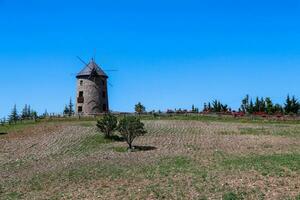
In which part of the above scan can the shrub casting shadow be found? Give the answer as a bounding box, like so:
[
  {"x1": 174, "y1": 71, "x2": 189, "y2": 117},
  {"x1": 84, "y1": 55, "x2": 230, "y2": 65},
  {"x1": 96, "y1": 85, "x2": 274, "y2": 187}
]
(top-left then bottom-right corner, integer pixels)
[
  {"x1": 133, "y1": 145, "x2": 157, "y2": 152},
  {"x1": 107, "y1": 135, "x2": 125, "y2": 142}
]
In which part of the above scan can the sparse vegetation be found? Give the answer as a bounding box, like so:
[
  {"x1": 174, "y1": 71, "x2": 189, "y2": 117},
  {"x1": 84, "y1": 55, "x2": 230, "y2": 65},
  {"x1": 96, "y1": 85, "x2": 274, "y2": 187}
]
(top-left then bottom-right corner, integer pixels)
[
  {"x1": 118, "y1": 116, "x2": 147, "y2": 149},
  {"x1": 96, "y1": 113, "x2": 118, "y2": 138},
  {"x1": 221, "y1": 153, "x2": 300, "y2": 176},
  {"x1": 1, "y1": 118, "x2": 299, "y2": 199}
]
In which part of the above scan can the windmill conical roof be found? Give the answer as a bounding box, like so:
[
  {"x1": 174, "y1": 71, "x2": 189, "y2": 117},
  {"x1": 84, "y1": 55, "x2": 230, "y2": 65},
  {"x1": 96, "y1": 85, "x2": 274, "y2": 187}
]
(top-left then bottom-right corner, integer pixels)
[{"x1": 76, "y1": 59, "x2": 108, "y2": 78}]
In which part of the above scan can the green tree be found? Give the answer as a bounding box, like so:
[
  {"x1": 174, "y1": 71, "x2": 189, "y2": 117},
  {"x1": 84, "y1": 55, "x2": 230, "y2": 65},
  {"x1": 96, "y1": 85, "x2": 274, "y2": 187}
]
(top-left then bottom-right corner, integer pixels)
[
  {"x1": 211, "y1": 100, "x2": 227, "y2": 112},
  {"x1": 68, "y1": 98, "x2": 74, "y2": 117},
  {"x1": 212, "y1": 100, "x2": 220, "y2": 112},
  {"x1": 118, "y1": 116, "x2": 147, "y2": 149},
  {"x1": 9, "y1": 104, "x2": 19, "y2": 124},
  {"x1": 203, "y1": 103, "x2": 208, "y2": 112},
  {"x1": 208, "y1": 102, "x2": 212, "y2": 112},
  {"x1": 135, "y1": 102, "x2": 146, "y2": 115},
  {"x1": 291, "y1": 96, "x2": 299, "y2": 114},
  {"x1": 241, "y1": 95, "x2": 250, "y2": 113},
  {"x1": 284, "y1": 95, "x2": 293, "y2": 114},
  {"x1": 21, "y1": 104, "x2": 28, "y2": 119},
  {"x1": 31, "y1": 111, "x2": 38, "y2": 122},
  {"x1": 274, "y1": 104, "x2": 283, "y2": 114},
  {"x1": 191, "y1": 105, "x2": 199, "y2": 113},
  {"x1": 96, "y1": 113, "x2": 118, "y2": 138},
  {"x1": 265, "y1": 97, "x2": 274, "y2": 114},
  {"x1": 63, "y1": 105, "x2": 69, "y2": 116},
  {"x1": 27, "y1": 105, "x2": 31, "y2": 118},
  {"x1": 221, "y1": 104, "x2": 228, "y2": 112},
  {"x1": 248, "y1": 99, "x2": 254, "y2": 114}
]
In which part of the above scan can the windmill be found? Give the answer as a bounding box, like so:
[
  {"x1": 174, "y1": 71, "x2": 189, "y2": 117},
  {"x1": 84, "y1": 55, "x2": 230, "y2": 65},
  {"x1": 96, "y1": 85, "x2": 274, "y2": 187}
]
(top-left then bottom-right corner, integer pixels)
[{"x1": 74, "y1": 56, "x2": 118, "y2": 115}]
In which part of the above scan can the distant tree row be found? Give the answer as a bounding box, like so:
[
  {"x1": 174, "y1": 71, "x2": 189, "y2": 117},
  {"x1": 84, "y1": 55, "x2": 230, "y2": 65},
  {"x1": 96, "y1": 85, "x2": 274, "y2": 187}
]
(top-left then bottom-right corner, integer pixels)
[
  {"x1": 203, "y1": 100, "x2": 230, "y2": 113},
  {"x1": 3, "y1": 104, "x2": 38, "y2": 124},
  {"x1": 241, "y1": 95, "x2": 299, "y2": 115}
]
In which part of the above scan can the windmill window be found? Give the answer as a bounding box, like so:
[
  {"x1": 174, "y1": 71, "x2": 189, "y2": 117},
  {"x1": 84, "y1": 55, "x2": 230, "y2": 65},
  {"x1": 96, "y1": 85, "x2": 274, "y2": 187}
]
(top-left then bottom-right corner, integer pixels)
[
  {"x1": 103, "y1": 104, "x2": 107, "y2": 112},
  {"x1": 79, "y1": 91, "x2": 83, "y2": 97},
  {"x1": 80, "y1": 80, "x2": 83, "y2": 86},
  {"x1": 78, "y1": 106, "x2": 82, "y2": 112},
  {"x1": 102, "y1": 80, "x2": 105, "y2": 85},
  {"x1": 102, "y1": 91, "x2": 106, "y2": 98}
]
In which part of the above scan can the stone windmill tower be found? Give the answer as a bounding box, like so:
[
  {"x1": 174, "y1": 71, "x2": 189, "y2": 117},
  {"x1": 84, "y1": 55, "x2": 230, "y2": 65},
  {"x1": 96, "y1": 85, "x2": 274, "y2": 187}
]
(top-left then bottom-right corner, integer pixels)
[{"x1": 76, "y1": 58, "x2": 109, "y2": 115}]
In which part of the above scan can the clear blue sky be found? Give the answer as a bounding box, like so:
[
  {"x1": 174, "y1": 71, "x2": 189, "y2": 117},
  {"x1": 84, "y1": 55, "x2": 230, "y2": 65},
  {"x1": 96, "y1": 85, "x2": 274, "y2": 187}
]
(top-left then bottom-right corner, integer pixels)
[{"x1": 0, "y1": 0, "x2": 300, "y2": 117}]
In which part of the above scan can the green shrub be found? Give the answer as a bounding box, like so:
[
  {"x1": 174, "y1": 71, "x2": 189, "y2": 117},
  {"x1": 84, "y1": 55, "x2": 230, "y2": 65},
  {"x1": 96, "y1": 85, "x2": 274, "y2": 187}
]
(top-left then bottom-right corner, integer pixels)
[
  {"x1": 118, "y1": 116, "x2": 147, "y2": 149},
  {"x1": 96, "y1": 113, "x2": 117, "y2": 138}
]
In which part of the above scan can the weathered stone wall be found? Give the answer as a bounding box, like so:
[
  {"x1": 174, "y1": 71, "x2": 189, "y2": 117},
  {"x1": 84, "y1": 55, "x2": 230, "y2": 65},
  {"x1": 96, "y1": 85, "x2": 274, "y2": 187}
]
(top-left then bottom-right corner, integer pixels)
[{"x1": 76, "y1": 76, "x2": 109, "y2": 115}]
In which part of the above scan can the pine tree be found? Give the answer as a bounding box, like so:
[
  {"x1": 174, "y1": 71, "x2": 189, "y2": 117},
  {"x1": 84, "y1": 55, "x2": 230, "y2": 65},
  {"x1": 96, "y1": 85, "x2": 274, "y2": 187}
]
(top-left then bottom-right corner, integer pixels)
[
  {"x1": 291, "y1": 96, "x2": 299, "y2": 114},
  {"x1": 249, "y1": 99, "x2": 254, "y2": 114},
  {"x1": 21, "y1": 104, "x2": 28, "y2": 119},
  {"x1": 27, "y1": 105, "x2": 31, "y2": 119},
  {"x1": 208, "y1": 102, "x2": 212, "y2": 112},
  {"x1": 259, "y1": 97, "x2": 266, "y2": 112},
  {"x1": 254, "y1": 97, "x2": 260, "y2": 113},
  {"x1": 9, "y1": 104, "x2": 18, "y2": 124},
  {"x1": 274, "y1": 104, "x2": 283, "y2": 114},
  {"x1": 284, "y1": 95, "x2": 293, "y2": 114},
  {"x1": 203, "y1": 103, "x2": 207, "y2": 112},
  {"x1": 265, "y1": 97, "x2": 274, "y2": 114},
  {"x1": 192, "y1": 104, "x2": 195, "y2": 113},
  {"x1": 63, "y1": 105, "x2": 69, "y2": 116},
  {"x1": 68, "y1": 98, "x2": 74, "y2": 117},
  {"x1": 221, "y1": 104, "x2": 228, "y2": 112},
  {"x1": 212, "y1": 100, "x2": 219, "y2": 112},
  {"x1": 241, "y1": 95, "x2": 250, "y2": 113}
]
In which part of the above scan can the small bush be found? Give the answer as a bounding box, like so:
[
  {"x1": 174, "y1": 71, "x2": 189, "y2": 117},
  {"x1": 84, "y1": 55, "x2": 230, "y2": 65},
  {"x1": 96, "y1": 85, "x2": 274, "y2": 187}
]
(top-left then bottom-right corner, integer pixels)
[
  {"x1": 118, "y1": 116, "x2": 147, "y2": 149},
  {"x1": 96, "y1": 113, "x2": 117, "y2": 138}
]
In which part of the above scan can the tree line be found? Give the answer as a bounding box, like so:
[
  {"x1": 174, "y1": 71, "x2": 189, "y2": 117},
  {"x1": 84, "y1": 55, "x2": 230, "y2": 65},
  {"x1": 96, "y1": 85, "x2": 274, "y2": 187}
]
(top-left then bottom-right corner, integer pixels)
[
  {"x1": 0, "y1": 98, "x2": 76, "y2": 126},
  {"x1": 136, "y1": 95, "x2": 299, "y2": 116},
  {"x1": 1, "y1": 95, "x2": 299, "y2": 126},
  {"x1": 0, "y1": 104, "x2": 38, "y2": 125},
  {"x1": 240, "y1": 95, "x2": 299, "y2": 115},
  {"x1": 202, "y1": 95, "x2": 299, "y2": 115}
]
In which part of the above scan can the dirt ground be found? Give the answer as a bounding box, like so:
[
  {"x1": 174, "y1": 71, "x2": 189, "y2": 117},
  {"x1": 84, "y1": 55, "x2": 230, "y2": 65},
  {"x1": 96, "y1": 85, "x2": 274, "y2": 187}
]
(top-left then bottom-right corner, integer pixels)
[{"x1": 0, "y1": 120, "x2": 299, "y2": 200}]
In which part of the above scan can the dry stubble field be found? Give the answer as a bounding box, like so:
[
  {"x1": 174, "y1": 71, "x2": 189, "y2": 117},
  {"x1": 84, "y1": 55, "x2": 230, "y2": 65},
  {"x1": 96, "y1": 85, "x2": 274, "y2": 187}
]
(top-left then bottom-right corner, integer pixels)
[{"x1": 0, "y1": 119, "x2": 300, "y2": 200}]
